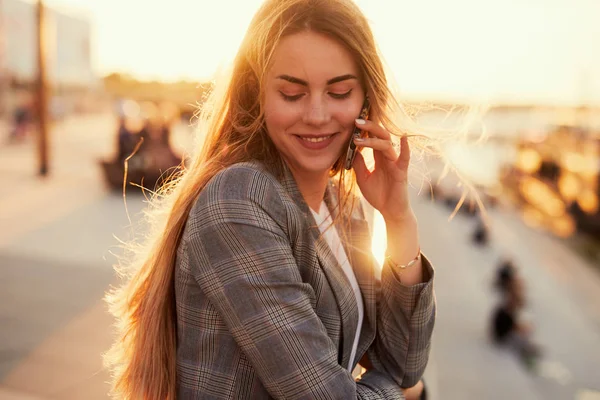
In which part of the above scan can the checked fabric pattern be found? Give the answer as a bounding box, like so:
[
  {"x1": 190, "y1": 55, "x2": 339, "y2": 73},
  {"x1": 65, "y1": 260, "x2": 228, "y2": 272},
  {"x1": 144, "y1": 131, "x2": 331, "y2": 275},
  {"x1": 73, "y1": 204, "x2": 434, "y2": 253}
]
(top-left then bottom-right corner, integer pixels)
[{"x1": 175, "y1": 161, "x2": 436, "y2": 399}]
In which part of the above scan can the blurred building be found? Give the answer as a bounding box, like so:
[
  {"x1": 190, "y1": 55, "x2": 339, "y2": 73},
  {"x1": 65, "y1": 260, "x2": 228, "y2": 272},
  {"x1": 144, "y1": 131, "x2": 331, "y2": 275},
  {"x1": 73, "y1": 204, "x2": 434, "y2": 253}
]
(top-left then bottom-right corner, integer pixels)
[{"x1": 0, "y1": 0, "x2": 99, "y2": 117}]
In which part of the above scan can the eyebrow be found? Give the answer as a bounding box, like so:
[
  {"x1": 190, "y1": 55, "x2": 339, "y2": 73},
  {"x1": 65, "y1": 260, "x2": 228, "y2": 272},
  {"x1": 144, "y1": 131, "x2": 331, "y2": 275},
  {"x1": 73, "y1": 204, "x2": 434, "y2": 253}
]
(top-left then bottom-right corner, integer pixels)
[{"x1": 276, "y1": 74, "x2": 358, "y2": 86}]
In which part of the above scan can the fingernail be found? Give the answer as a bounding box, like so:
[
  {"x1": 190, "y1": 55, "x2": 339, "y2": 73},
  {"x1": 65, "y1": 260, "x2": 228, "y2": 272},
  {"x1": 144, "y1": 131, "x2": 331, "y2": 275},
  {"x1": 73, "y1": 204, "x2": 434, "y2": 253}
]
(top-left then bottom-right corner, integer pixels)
[
  {"x1": 355, "y1": 119, "x2": 366, "y2": 125},
  {"x1": 354, "y1": 137, "x2": 365, "y2": 142}
]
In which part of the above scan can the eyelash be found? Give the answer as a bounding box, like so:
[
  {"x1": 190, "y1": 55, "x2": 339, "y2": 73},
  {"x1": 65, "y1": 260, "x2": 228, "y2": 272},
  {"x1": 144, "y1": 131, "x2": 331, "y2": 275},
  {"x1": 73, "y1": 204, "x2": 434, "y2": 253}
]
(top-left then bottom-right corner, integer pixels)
[
  {"x1": 280, "y1": 92, "x2": 304, "y2": 102},
  {"x1": 329, "y1": 89, "x2": 353, "y2": 100},
  {"x1": 279, "y1": 89, "x2": 353, "y2": 102}
]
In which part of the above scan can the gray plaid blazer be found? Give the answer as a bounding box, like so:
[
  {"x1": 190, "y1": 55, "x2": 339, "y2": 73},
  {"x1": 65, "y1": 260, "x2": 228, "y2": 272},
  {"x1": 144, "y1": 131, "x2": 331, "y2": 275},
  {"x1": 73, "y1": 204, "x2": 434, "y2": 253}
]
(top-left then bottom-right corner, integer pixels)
[{"x1": 175, "y1": 161, "x2": 435, "y2": 399}]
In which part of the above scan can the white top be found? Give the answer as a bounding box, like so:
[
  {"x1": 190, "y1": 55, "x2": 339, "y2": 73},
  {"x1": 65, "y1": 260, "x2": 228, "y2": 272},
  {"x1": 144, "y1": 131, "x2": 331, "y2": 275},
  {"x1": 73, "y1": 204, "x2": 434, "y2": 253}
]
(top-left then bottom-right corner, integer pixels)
[{"x1": 310, "y1": 201, "x2": 364, "y2": 371}]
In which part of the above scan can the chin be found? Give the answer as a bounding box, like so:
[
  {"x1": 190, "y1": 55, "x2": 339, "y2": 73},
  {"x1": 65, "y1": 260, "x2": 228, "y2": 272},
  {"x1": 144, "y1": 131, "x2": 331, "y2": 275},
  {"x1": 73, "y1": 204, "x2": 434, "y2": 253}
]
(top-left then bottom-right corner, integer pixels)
[{"x1": 292, "y1": 156, "x2": 340, "y2": 176}]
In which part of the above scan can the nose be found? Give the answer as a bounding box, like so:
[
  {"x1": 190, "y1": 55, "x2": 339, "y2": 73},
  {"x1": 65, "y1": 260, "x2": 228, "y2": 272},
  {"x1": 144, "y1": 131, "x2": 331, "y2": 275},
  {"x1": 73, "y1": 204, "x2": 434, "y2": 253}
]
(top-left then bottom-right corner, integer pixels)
[{"x1": 302, "y1": 96, "x2": 331, "y2": 126}]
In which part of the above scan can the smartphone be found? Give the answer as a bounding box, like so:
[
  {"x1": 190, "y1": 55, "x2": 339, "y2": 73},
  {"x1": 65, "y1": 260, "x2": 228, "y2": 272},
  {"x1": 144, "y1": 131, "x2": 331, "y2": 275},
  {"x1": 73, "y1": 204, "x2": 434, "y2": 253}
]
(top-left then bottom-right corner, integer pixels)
[{"x1": 344, "y1": 96, "x2": 370, "y2": 170}]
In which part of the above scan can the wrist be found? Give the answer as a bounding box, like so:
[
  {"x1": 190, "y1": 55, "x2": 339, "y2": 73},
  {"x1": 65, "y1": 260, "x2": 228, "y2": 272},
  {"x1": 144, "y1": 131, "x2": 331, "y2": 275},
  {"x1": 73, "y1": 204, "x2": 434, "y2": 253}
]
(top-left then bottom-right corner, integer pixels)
[
  {"x1": 384, "y1": 211, "x2": 420, "y2": 269},
  {"x1": 385, "y1": 246, "x2": 421, "y2": 270},
  {"x1": 384, "y1": 209, "x2": 417, "y2": 234}
]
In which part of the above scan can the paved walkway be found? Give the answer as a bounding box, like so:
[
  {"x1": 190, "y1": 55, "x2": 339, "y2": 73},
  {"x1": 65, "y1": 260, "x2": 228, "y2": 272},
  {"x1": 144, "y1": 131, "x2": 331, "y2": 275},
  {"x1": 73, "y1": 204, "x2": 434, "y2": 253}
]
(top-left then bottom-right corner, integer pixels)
[
  {"x1": 415, "y1": 193, "x2": 600, "y2": 400},
  {"x1": 0, "y1": 114, "x2": 155, "y2": 399}
]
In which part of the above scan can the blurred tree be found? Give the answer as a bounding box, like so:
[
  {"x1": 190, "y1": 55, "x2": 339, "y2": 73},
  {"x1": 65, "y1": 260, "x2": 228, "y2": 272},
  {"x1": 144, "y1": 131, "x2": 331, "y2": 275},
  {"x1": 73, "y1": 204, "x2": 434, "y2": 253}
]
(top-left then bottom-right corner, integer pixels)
[{"x1": 102, "y1": 73, "x2": 212, "y2": 116}]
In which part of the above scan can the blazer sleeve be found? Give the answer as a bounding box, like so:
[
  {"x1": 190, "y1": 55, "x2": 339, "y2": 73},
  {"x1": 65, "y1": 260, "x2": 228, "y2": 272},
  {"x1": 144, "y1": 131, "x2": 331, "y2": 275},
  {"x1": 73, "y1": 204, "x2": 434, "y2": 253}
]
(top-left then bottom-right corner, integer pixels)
[
  {"x1": 364, "y1": 253, "x2": 436, "y2": 388},
  {"x1": 186, "y1": 166, "x2": 410, "y2": 399}
]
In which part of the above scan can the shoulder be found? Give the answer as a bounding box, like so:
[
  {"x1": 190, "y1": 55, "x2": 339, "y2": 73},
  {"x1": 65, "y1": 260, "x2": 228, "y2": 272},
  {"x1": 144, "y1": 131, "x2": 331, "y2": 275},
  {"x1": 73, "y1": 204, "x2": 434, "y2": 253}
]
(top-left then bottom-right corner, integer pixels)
[
  {"x1": 188, "y1": 161, "x2": 288, "y2": 232},
  {"x1": 200, "y1": 161, "x2": 283, "y2": 203}
]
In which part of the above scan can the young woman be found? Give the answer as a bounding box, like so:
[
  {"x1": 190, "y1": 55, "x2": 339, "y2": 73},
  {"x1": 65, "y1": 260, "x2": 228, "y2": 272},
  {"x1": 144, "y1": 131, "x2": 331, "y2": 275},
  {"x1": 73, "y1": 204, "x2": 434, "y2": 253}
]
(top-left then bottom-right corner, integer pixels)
[{"x1": 106, "y1": 0, "x2": 436, "y2": 398}]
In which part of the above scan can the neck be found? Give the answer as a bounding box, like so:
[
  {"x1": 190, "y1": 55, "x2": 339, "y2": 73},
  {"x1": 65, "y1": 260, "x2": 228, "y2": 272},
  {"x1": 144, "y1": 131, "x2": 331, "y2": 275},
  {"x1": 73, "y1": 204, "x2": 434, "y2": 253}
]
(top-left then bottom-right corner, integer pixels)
[{"x1": 287, "y1": 166, "x2": 329, "y2": 213}]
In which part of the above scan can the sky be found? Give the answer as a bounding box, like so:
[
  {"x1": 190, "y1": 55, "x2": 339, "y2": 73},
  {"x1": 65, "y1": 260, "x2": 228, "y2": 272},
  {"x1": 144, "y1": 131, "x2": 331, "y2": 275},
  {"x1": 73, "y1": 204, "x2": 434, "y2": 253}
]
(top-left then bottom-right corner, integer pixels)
[{"x1": 38, "y1": 0, "x2": 600, "y2": 105}]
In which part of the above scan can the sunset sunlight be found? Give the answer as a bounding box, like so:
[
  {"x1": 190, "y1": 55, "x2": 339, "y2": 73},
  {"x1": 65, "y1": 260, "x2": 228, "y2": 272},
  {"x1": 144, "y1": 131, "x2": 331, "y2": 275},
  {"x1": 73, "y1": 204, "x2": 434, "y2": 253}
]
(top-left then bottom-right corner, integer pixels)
[
  {"x1": 41, "y1": 0, "x2": 600, "y2": 105},
  {"x1": 3, "y1": 0, "x2": 600, "y2": 398},
  {"x1": 370, "y1": 210, "x2": 387, "y2": 271}
]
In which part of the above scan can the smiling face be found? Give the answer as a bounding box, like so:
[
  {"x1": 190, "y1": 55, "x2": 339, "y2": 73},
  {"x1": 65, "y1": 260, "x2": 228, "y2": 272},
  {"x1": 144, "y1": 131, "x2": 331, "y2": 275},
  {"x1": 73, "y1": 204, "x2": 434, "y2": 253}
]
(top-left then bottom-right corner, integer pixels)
[{"x1": 263, "y1": 30, "x2": 366, "y2": 182}]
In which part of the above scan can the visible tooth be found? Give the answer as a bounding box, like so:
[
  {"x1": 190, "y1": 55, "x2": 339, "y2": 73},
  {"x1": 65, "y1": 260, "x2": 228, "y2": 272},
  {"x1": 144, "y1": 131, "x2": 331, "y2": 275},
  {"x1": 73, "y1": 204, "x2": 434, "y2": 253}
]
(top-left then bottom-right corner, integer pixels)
[{"x1": 302, "y1": 135, "x2": 331, "y2": 143}]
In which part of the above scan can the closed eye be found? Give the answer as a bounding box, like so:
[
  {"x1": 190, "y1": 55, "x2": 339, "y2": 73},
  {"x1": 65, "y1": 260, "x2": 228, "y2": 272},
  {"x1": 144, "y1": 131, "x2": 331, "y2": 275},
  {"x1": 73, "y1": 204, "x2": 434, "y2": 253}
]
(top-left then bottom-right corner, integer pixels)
[
  {"x1": 329, "y1": 89, "x2": 353, "y2": 100},
  {"x1": 279, "y1": 91, "x2": 305, "y2": 102}
]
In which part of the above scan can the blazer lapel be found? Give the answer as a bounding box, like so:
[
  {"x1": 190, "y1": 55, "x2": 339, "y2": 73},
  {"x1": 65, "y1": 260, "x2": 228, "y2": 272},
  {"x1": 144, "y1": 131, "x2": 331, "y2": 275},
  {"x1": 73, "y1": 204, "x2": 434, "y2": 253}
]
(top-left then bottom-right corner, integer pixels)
[{"x1": 280, "y1": 169, "x2": 359, "y2": 369}]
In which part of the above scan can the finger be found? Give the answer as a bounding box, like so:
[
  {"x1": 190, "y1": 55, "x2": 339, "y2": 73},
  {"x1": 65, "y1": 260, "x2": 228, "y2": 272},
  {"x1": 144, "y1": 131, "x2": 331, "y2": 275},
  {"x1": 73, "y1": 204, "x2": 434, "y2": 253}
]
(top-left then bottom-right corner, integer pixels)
[
  {"x1": 354, "y1": 137, "x2": 396, "y2": 162},
  {"x1": 355, "y1": 119, "x2": 391, "y2": 140},
  {"x1": 351, "y1": 150, "x2": 371, "y2": 185},
  {"x1": 395, "y1": 135, "x2": 410, "y2": 170}
]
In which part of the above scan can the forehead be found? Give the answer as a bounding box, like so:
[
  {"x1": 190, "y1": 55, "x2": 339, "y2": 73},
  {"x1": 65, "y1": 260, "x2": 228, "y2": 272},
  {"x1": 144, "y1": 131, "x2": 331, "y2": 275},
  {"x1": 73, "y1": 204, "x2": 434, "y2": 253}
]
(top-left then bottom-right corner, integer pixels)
[{"x1": 268, "y1": 31, "x2": 359, "y2": 83}]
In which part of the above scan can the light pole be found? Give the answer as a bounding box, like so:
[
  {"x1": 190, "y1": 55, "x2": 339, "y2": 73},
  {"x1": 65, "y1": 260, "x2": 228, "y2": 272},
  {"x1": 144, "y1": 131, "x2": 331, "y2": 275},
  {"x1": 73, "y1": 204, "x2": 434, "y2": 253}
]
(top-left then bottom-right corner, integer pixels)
[{"x1": 36, "y1": 0, "x2": 49, "y2": 176}]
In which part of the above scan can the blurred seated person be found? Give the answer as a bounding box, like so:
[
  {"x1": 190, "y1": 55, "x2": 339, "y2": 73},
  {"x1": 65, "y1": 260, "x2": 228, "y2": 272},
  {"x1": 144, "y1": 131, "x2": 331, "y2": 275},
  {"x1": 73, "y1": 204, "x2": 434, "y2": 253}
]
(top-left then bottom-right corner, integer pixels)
[
  {"x1": 491, "y1": 259, "x2": 541, "y2": 367},
  {"x1": 116, "y1": 116, "x2": 139, "y2": 164},
  {"x1": 137, "y1": 118, "x2": 181, "y2": 172}
]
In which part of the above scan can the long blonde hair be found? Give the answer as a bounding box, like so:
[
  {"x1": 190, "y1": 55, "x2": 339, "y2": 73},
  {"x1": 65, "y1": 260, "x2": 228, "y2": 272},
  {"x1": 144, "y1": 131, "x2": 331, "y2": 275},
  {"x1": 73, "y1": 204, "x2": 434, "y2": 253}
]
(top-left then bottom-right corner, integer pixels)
[{"x1": 104, "y1": 0, "x2": 416, "y2": 398}]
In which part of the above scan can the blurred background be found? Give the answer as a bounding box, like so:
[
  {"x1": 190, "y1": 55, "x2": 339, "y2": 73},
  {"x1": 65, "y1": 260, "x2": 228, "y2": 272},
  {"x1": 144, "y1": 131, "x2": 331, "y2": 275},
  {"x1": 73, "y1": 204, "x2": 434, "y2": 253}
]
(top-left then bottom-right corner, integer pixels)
[{"x1": 1, "y1": 0, "x2": 599, "y2": 399}]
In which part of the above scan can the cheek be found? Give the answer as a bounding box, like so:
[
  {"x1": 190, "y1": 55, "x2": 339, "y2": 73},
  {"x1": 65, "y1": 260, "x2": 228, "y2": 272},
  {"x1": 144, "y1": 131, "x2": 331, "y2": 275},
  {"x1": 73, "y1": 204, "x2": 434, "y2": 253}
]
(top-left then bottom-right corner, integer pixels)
[
  {"x1": 264, "y1": 99, "x2": 302, "y2": 133},
  {"x1": 331, "y1": 101, "x2": 363, "y2": 129}
]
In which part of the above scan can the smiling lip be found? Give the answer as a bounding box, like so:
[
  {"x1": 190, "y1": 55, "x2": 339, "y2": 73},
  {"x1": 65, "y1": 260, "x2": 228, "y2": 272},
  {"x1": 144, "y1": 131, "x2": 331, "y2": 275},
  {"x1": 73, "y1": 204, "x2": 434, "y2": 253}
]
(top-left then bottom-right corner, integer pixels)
[{"x1": 294, "y1": 133, "x2": 338, "y2": 150}]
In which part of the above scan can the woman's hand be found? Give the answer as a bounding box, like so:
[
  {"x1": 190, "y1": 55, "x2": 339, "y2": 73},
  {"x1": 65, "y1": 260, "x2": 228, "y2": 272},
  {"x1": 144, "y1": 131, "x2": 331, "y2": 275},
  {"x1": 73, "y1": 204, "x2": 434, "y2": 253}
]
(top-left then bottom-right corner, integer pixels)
[
  {"x1": 352, "y1": 119, "x2": 414, "y2": 224},
  {"x1": 359, "y1": 354, "x2": 425, "y2": 400},
  {"x1": 401, "y1": 380, "x2": 424, "y2": 400}
]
